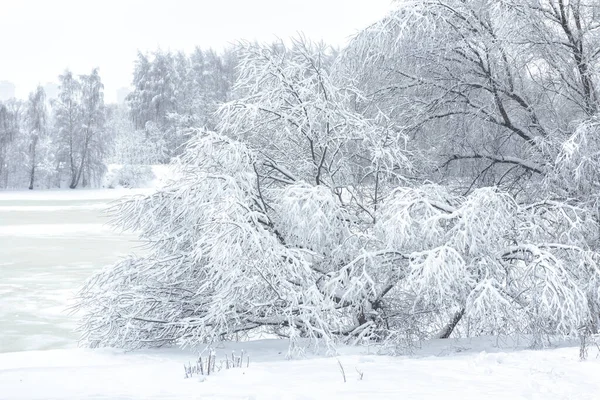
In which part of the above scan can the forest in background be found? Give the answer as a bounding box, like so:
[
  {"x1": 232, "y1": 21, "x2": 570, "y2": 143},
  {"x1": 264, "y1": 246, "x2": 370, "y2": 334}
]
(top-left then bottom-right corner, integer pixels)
[{"x1": 0, "y1": 47, "x2": 237, "y2": 189}]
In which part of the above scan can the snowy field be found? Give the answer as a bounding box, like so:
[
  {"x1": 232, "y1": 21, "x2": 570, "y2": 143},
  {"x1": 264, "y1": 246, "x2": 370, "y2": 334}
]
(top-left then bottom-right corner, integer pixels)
[
  {"x1": 1, "y1": 188, "x2": 600, "y2": 399},
  {"x1": 1, "y1": 337, "x2": 600, "y2": 399}
]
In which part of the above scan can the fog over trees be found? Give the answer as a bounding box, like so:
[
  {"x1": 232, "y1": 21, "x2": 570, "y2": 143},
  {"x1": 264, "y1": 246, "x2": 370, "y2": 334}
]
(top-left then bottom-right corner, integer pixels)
[{"x1": 3, "y1": 0, "x2": 600, "y2": 353}]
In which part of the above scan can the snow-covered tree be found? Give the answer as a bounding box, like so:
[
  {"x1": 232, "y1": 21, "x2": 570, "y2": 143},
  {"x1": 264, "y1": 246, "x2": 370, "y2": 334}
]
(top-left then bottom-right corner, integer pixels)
[
  {"x1": 54, "y1": 70, "x2": 82, "y2": 187},
  {"x1": 0, "y1": 99, "x2": 23, "y2": 188},
  {"x1": 51, "y1": 68, "x2": 109, "y2": 188},
  {"x1": 75, "y1": 68, "x2": 108, "y2": 188},
  {"x1": 126, "y1": 48, "x2": 237, "y2": 161},
  {"x1": 548, "y1": 117, "x2": 600, "y2": 206},
  {"x1": 25, "y1": 86, "x2": 48, "y2": 190},
  {"x1": 376, "y1": 185, "x2": 600, "y2": 344},
  {"x1": 76, "y1": 39, "x2": 600, "y2": 352},
  {"x1": 76, "y1": 39, "x2": 411, "y2": 349},
  {"x1": 341, "y1": 0, "x2": 600, "y2": 198}
]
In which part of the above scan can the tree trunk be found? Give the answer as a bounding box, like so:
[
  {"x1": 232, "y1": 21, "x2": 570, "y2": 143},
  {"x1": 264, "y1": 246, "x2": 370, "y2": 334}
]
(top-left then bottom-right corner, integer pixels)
[
  {"x1": 70, "y1": 135, "x2": 89, "y2": 189},
  {"x1": 28, "y1": 136, "x2": 38, "y2": 190},
  {"x1": 69, "y1": 170, "x2": 79, "y2": 189},
  {"x1": 28, "y1": 166, "x2": 35, "y2": 190},
  {"x1": 436, "y1": 308, "x2": 465, "y2": 339},
  {"x1": 69, "y1": 131, "x2": 77, "y2": 188}
]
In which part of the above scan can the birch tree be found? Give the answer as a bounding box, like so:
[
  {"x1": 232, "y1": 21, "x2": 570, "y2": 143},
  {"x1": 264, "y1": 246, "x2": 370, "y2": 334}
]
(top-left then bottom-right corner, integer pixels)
[
  {"x1": 75, "y1": 68, "x2": 107, "y2": 188},
  {"x1": 25, "y1": 86, "x2": 47, "y2": 190},
  {"x1": 0, "y1": 100, "x2": 23, "y2": 188},
  {"x1": 54, "y1": 70, "x2": 82, "y2": 187}
]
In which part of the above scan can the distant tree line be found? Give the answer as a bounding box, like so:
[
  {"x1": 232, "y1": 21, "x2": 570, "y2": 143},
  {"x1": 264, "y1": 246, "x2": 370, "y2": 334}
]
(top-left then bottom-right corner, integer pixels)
[
  {"x1": 123, "y1": 47, "x2": 237, "y2": 163},
  {"x1": 0, "y1": 47, "x2": 237, "y2": 189}
]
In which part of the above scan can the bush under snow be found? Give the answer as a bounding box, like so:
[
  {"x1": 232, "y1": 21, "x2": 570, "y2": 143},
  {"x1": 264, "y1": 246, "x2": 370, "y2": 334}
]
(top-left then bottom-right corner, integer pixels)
[{"x1": 75, "y1": 40, "x2": 600, "y2": 353}]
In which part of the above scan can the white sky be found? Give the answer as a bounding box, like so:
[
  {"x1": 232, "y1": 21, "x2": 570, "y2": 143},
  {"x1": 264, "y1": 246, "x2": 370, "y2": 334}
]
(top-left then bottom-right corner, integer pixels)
[{"x1": 0, "y1": 0, "x2": 392, "y2": 103}]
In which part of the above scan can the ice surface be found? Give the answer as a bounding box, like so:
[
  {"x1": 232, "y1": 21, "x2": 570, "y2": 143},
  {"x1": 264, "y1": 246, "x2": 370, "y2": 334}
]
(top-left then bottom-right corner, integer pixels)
[
  {"x1": 0, "y1": 191, "x2": 140, "y2": 353},
  {"x1": 0, "y1": 188, "x2": 153, "y2": 201}
]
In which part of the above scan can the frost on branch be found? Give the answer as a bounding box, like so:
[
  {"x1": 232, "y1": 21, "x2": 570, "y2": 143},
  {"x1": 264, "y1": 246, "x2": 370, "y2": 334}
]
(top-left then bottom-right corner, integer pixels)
[
  {"x1": 549, "y1": 118, "x2": 600, "y2": 204},
  {"x1": 375, "y1": 186, "x2": 600, "y2": 342},
  {"x1": 274, "y1": 183, "x2": 351, "y2": 255},
  {"x1": 78, "y1": 132, "x2": 326, "y2": 348},
  {"x1": 218, "y1": 39, "x2": 411, "y2": 191}
]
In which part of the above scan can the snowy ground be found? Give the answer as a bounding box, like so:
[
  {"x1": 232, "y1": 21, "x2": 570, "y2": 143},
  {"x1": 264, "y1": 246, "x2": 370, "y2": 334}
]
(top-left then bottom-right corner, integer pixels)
[
  {"x1": 1, "y1": 337, "x2": 599, "y2": 399},
  {"x1": 1, "y1": 184, "x2": 599, "y2": 399}
]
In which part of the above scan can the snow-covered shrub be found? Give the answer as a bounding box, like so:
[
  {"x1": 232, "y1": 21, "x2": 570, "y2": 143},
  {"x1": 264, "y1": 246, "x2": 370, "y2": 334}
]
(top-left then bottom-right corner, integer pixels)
[
  {"x1": 376, "y1": 185, "x2": 600, "y2": 343},
  {"x1": 76, "y1": 40, "x2": 600, "y2": 352},
  {"x1": 104, "y1": 165, "x2": 155, "y2": 188},
  {"x1": 77, "y1": 131, "x2": 600, "y2": 351}
]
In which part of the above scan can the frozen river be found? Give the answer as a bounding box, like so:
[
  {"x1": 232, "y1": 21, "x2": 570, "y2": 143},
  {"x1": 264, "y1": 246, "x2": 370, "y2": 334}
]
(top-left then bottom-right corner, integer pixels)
[{"x1": 0, "y1": 190, "x2": 146, "y2": 353}]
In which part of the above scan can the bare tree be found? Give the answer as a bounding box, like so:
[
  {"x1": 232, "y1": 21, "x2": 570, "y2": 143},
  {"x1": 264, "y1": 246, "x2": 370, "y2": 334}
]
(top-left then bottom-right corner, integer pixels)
[
  {"x1": 54, "y1": 70, "x2": 81, "y2": 187},
  {"x1": 0, "y1": 100, "x2": 22, "y2": 188},
  {"x1": 25, "y1": 86, "x2": 47, "y2": 190},
  {"x1": 342, "y1": 0, "x2": 600, "y2": 197}
]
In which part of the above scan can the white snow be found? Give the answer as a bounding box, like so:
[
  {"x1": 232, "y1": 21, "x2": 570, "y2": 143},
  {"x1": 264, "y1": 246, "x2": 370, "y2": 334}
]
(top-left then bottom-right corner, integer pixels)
[
  {"x1": 0, "y1": 165, "x2": 173, "y2": 202},
  {"x1": 0, "y1": 204, "x2": 108, "y2": 212},
  {"x1": 103, "y1": 163, "x2": 177, "y2": 190},
  {"x1": 0, "y1": 338, "x2": 599, "y2": 399}
]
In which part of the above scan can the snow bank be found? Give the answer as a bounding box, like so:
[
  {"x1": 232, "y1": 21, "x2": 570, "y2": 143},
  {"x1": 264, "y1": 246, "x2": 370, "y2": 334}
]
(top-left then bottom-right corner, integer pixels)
[
  {"x1": 0, "y1": 223, "x2": 112, "y2": 237},
  {"x1": 0, "y1": 165, "x2": 174, "y2": 202},
  {"x1": 1, "y1": 338, "x2": 599, "y2": 399},
  {"x1": 0, "y1": 204, "x2": 108, "y2": 212},
  {"x1": 102, "y1": 164, "x2": 176, "y2": 190}
]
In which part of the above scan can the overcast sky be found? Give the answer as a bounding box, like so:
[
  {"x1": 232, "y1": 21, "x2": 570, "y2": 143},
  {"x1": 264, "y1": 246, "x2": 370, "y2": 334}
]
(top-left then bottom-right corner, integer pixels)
[{"x1": 0, "y1": 0, "x2": 392, "y2": 103}]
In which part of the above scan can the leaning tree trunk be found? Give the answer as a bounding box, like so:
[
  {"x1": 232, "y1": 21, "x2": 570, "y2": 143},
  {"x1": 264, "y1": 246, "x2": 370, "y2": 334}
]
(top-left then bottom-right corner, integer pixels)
[
  {"x1": 70, "y1": 135, "x2": 89, "y2": 189},
  {"x1": 436, "y1": 308, "x2": 465, "y2": 339}
]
